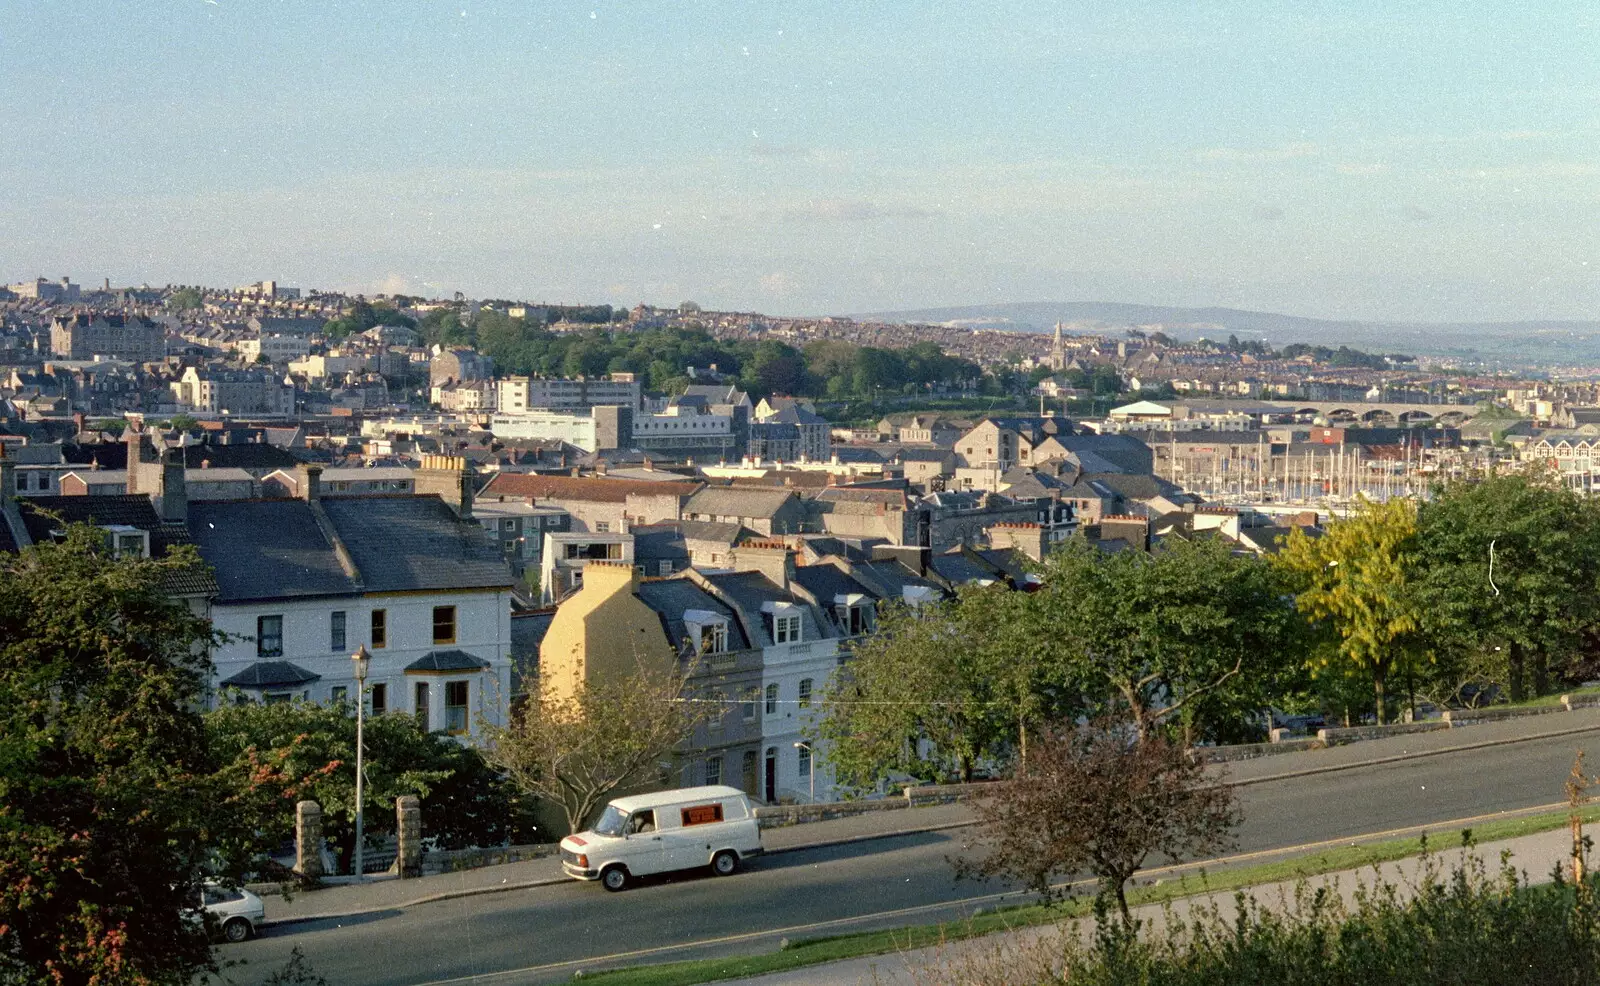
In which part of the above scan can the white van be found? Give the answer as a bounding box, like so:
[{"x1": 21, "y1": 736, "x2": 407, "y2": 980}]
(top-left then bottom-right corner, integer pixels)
[{"x1": 560, "y1": 785, "x2": 763, "y2": 891}]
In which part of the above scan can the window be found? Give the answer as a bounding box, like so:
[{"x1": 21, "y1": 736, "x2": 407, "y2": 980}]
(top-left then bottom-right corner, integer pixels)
[
  {"x1": 414, "y1": 682, "x2": 430, "y2": 729},
  {"x1": 658, "y1": 560, "x2": 674, "y2": 576},
  {"x1": 681, "y1": 802, "x2": 724, "y2": 827},
  {"x1": 594, "y1": 521, "x2": 609, "y2": 533},
  {"x1": 771, "y1": 613, "x2": 801, "y2": 644},
  {"x1": 371, "y1": 609, "x2": 387, "y2": 649},
  {"x1": 330, "y1": 685, "x2": 348, "y2": 704},
  {"x1": 445, "y1": 680, "x2": 469, "y2": 735},
  {"x1": 264, "y1": 692, "x2": 292, "y2": 705},
  {"x1": 113, "y1": 532, "x2": 146, "y2": 558},
  {"x1": 742, "y1": 687, "x2": 759, "y2": 721},
  {"x1": 708, "y1": 690, "x2": 727, "y2": 728},
  {"x1": 837, "y1": 604, "x2": 872, "y2": 636},
  {"x1": 330, "y1": 611, "x2": 347, "y2": 652},
  {"x1": 704, "y1": 756, "x2": 722, "y2": 787},
  {"x1": 432, "y1": 605, "x2": 457, "y2": 645},
  {"x1": 765, "y1": 683, "x2": 779, "y2": 715},
  {"x1": 797, "y1": 743, "x2": 811, "y2": 778},
  {"x1": 370, "y1": 682, "x2": 387, "y2": 714},
  {"x1": 798, "y1": 678, "x2": 813, "y2": 709},
  {"x1": 256, "y1": 615, "x2": 283, "y2": 657}
]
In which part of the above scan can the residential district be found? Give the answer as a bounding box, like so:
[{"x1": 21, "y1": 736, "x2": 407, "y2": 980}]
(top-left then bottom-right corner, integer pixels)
[{"x1": 6, "y1": 276, "x2": 1600, "y2": 807}]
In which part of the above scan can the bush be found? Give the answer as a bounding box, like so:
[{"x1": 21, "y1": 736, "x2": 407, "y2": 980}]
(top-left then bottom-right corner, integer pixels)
[{"x1": 921, "y1": 839, "x2": 1600, "y2": 986}]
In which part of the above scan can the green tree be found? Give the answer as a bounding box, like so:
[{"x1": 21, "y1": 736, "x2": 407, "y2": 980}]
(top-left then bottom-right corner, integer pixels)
[
  {"x1": 0, "y1": 525, "x2": 237, "y2": 985},
  {"x1": 207, "y1": 699, "x2": 533, "y2": 874},
  {"x1": 818, "y1": 586, "x2": 1041, "y2": 786},
  {"x1": 1032, "y1": 537, "x2": 1302, "y2": 742},
  {"x1": 168, "y1": 286, "x2": 203, "y2": 311},
  {"x1": 1276, "y1": 497, "x2": 1425, "y2": 724},
  {"x1": 1414, "y1": 474, "x2": 1600, "y2": 701}
]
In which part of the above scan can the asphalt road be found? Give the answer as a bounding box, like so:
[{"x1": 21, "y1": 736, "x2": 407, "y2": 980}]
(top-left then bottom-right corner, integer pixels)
[{"x1": 221, "y1": 729, "x2": 1598, "y2": 986}]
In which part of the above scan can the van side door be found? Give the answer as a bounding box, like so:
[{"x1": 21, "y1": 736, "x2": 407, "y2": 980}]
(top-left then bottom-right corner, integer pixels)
[
  {"x1": 664, "y1": 801, "x2": 724, "y2": 871},
  {"x1": 622, "y1": 809, "x2": 669, "y2": 876}
]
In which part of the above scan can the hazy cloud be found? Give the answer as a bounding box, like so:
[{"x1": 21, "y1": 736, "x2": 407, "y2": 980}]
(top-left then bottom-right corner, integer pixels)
[
  {"x1": 1196, "y1": 141, "x2": 1319, "y2": 164},
  {"x1": 782, "y1": 198, "x2": 934, "y2": 223},
  {"x1": 1252, "y1": 205, "x2": 1286, "y2": 221}
]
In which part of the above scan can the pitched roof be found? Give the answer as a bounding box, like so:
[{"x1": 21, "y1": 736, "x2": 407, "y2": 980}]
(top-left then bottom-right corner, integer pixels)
[
  {"x1": 16, "y1": 495, "x2": 217, "y2": 596},
  {"x1": 479, "y1": 472, "x2": 702, "y2": 503},
  {"x1": 318, "y1": 496, "x2": 511, "y2": 594},
  {"x1": 678, "y1": 519, "x2": 749, "y2": 545},
  {"x1": 685, "y1": 486, "x2": 797, "y2": 519},
  {"x1": 636, "y1": 577, "x2": 751, "y2": 653},
  {"x1": 189, "y1": 499, "x2": 353, "y2": 602},
  {"x1": 221, "y1": 661, "x2": 320, "y2": 688},
  {"x1": 404, "y1": 649, "x2": 491, "y2": 672}
]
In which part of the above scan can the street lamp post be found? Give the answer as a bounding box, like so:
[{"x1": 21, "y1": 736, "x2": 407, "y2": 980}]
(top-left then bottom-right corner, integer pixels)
[
  {"x1": 793, "y1": 741, "x2": 815, "y2": 803},
  {"x1": 351, "y1": 645, "x2": 370, "y2": 879}
]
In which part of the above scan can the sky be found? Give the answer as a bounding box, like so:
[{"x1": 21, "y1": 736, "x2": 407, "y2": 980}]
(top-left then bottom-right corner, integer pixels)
[{"x1": 1, "y1": 1, "x2": 1596, "y2": 322}]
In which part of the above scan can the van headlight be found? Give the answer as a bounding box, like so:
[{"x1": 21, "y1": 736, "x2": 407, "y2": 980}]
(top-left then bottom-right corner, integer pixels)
[{"x1": 576, "y1": 854, "x2": 588, "y2": 868}]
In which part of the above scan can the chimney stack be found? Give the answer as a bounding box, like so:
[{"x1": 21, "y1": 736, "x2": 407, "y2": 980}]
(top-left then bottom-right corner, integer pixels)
[
  {"x1": 415, "y1": 454, "x2": 474, "y2": 518},
  {"x1": 299, "y1": 463, "x2": 323, "y2": 502},
  {"x1": 158, "y1": 446, "x2": 187, "y2": 524},
  {"x1": 728, "y1": 539, "x2": 798, "y2": 589}
]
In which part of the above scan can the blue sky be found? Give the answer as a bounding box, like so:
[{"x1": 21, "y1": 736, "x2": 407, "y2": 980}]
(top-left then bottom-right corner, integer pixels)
[{"x1": 2, "y1": 1, "x2": 1596, "y2": 321}]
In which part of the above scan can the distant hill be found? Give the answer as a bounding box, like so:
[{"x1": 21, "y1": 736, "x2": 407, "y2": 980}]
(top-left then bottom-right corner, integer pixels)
[{"x1": 851, "y1": 302, "x2": 1600, "y2": 367}]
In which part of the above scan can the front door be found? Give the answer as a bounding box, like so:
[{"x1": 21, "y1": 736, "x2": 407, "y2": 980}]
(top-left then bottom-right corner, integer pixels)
[{"x1": 764, "y1": 748, "x2": 777, "y2": 804}]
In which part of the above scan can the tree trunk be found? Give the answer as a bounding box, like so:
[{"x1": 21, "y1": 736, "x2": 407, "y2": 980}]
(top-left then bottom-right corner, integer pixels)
[
  {"x1": 1374, "y1": 670, "x2": 1387, "y2": 726},
  {"x1": 1508, "y1": 641, "x2": 1526, "y2": 702},
  {"x1": 1113, "y1": 879, "x2": 1132, "y2": 927},
  {"x1": 1534, "y1": 648, "x2": 1550, "y2": 698},
  {"x1": 960, "y1": 754, "x2": 974, "y2": 784}
]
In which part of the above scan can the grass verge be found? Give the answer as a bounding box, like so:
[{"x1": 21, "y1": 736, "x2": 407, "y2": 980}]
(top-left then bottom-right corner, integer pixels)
[{"x1": 571, "y1": 804, "x2": 1600, "y2": 986}]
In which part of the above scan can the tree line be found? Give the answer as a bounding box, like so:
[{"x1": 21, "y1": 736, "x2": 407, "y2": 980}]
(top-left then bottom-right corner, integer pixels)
[{"x1": 821, "y1": 472, "x2": 1600, "y2": 790}]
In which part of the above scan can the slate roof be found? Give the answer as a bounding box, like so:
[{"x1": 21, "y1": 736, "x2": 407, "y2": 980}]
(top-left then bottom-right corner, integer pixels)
[
  {"x1": 318, "y1": 496, "x2": 512, "y2": 594},
  {"x1": 17, "y1": 495, "x2": 217, "y2": 596},
  {"x1": 852, "y1": 558, "x2": 944, "y2": 598},
  {"x1": 61, "y1": 441, "x2": 299, "y2": 472},
  {"x1": 898, "y1": 447, "x2": 956, "y2": 462},
  {"x1": 631, "y1": 525, "x2": 690, "y2": 566},
  {"x1": 510, "y1": 610, "x2": 555, "y2": 665},
  {"x1": 404, "y1": 649, "x2": 491, "y2": 672},
  {"x1": 636, "y1": 577, "x2": 751, "y2": 654},
  {"x1": 221, "y1": 660, "x2": 320, "y2": 688},
  {"x1": 790, "y1": 563, "x2": 873, "y2": 604},
  {"x1": 702, "y1": 570, "x2": 826, "y2": 647},
  {"x1": 478, "y1": 473, "x2": 702, "y2": 503},
  {"x1": 928, "y1": 551, "x2": 1006, "y2": 587},
  {"x1": 685, "y1": 487, "x2": 797, "y2": 519},
  {"x1": 678, "y1": 519, "x2": 748, "y2": 545},
  {"x1": 189, "y1": 499, "x2": 353, "y2": 602}
]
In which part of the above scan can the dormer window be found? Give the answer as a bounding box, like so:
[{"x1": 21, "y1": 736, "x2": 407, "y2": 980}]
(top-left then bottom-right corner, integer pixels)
[
  {"x1": 100, "y1": 525, "x2": 149, "y2": 559},
  {"x1": 760, "y1": 601, "x2": 803, "y2": 644},
  {"x1": 833, "y1": 593, "x2": 874, "y2": 636},
  {"x1": 684, "y1": 609, "x2": 729, "y2": 655}
]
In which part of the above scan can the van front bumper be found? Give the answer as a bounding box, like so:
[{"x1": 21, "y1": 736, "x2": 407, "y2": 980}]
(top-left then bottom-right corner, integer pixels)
[{"x1": 562, "y1": 862, "x2": 598, "y2": 880}]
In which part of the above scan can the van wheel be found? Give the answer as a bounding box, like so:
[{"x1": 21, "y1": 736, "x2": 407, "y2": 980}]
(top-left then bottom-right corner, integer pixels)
[
  {"x1": 600, "y1": 865, "x2": 629, "y2": 892},
  {"x1": 222, "y1": 918, "x2": 253, "y2": 943},
  {"x1": 711, "y1": 851, "x2": 739, "y2": 877}
]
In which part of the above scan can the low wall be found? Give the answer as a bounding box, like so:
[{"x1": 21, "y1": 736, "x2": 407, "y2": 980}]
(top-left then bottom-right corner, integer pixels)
[
  {"x1": 754, "y1": 798, "x2": 910, "y2": 829},
  {"x1": 1442, "y1": 705, "x2": 1565, "y2": 725},
  {"x1": 1317, "y1": 720, "x2": 1451, "y2": 745},
  {"x1": 1204, "y1": 737, "x2": 1322, "y2": 762},
  {"x1": 419, "y1": 843, "x2": 556, "y2": 876}
]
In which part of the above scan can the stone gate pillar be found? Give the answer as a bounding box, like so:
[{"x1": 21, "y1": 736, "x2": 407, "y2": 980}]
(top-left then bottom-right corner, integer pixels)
[
  {"x1": 295, "y1": 800, "x2": 324, "y2": 885},
  {"x1": 397, "y1": 795, "x2": 423, "y2": 878}
]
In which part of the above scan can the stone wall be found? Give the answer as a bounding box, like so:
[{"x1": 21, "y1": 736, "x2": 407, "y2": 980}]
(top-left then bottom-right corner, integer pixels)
[{"x1": 419, "y1": 843, "x2": 557, "y2": 876}]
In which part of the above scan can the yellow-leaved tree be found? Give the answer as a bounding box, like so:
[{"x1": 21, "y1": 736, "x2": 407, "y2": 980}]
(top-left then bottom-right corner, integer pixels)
[{"x1": 1275, "y1": 497, "x2": 1425, "y2": 725}]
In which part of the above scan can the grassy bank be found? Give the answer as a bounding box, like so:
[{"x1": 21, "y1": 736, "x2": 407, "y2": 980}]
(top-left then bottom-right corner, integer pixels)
[{"x1": 573, "y1": 804, "x2": 1600, "y2": 986}]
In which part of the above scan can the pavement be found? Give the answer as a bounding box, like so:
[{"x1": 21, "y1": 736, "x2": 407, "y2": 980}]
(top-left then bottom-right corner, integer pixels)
[
  {"x1": 260, "y1": 802, "x2": 980, "y2": 927},
  {"x1": 257, "y1": 704, "x2": 1600, "y2": 931}
]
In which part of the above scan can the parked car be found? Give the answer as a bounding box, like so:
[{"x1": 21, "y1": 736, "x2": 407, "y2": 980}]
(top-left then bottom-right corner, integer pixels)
[
  {"x1": 559, "y1": 785, "x2": 763, "y2": 892},
  {"x1": 197, "y1": 884, "x2": 266, "y2": 942}
]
